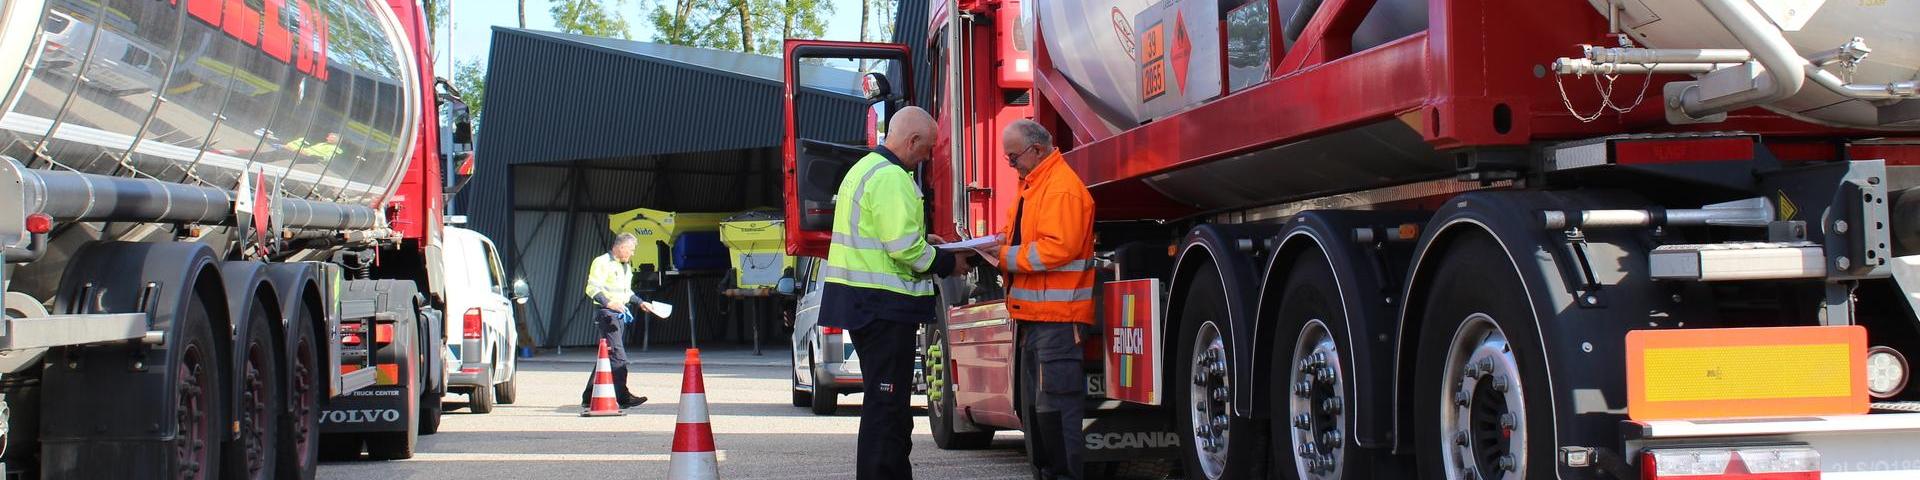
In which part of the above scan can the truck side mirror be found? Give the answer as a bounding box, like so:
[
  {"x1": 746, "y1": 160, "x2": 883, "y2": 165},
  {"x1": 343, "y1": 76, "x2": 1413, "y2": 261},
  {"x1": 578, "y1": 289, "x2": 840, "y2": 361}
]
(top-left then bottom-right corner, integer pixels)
[
  {"x1": 511, "y1": 278, "x2": 530, "y2": 303},
  {"x1": 776, "y1": 276, "x2": 797, "y2": 296},
  {"x1": 452, "y1": 119, "x2": 473, "y2": 145},
  {"x1": 863, "y1": 72, "x2": 893, "y2": 105}
]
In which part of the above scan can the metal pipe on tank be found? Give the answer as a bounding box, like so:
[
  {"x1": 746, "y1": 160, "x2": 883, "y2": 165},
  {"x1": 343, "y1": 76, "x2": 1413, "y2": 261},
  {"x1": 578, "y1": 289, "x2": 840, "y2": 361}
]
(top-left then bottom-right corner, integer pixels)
[
  {"x1": 1554, "y1": 59, "x2": 1731, "y2": 75},
  {"x1": 1584, "y1": 46, "x2": 1751, "y2": 64},
  {"x1": 5, "y1": 158, "x2": 376, "y2": 230},
  {"x1": 1677, "y1": 0, "x2": 1807, "y2": 118}
]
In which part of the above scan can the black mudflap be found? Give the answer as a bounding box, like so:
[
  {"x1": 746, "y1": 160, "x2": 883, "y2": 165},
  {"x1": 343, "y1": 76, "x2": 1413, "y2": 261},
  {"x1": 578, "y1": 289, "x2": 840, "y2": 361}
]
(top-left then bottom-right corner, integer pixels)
[
  {"x1": 37, "y1": 344, "x2": 174, "y2": 478},
  {"x1": 1082, "y1": 401, "x2": 1180, "y2": 463},
  {"x1": 318, "y1": 385, "x2": 413, "y2": 434}
]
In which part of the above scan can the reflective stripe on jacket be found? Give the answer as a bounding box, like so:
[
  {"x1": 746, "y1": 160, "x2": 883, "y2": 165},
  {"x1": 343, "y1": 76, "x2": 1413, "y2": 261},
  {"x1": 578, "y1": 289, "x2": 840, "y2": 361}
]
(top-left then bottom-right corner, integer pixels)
[
  {"x1": 998, "y1": 150, "x2": 1095, "y2": 324},
  {"x1": 583, "y1": 253, "x2": 634, "y2": 304},
  {"x1": 824, "y1": 152, "x2": 938, "y2": 297}
]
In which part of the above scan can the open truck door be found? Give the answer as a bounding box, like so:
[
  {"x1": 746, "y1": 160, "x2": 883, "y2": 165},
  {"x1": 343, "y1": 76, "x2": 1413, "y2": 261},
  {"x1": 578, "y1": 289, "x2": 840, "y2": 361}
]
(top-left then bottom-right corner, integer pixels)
[{"x1": 782, "y1": 40, "x2": 913, "y2": 257}]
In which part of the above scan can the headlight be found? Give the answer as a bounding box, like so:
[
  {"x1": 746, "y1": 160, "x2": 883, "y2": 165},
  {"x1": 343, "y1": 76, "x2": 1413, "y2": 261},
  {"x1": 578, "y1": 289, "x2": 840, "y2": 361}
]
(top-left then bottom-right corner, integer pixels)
[{"x1": 1867, "y1": 346, "x2": 1909, "y2": 399}]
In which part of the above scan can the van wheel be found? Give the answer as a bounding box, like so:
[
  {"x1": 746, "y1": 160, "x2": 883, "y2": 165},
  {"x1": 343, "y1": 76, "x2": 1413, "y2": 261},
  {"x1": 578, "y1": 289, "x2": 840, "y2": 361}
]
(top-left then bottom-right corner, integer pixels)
[
  {"x1": 790, "y1": 350, "x2": 813, "y2": 407},
  {"x1": 469, "y1": 373, "x2": 496, "y2": 414},
  {"x1": 495, "y1": 361, "x2": 519, "y2": 405},
  {"x1": 808, "y1": 353, "x2": 838, "y2": 415}
]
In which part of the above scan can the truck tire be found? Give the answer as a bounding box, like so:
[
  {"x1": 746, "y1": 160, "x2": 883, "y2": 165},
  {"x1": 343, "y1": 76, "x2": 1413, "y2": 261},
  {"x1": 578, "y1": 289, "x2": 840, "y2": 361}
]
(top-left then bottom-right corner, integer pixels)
[
  {"x1": 416, "y1": 307, "x2": 444, "y2": 435},
  {"x1": 469, "y1": 372, "x2": 495, "y2": 414},
  {"x1": 357, "y1": 280, "x2": 420, "y2": 461},
  {"x1": 223, "y1": 297, "x2": 282, "y2": 480},
  {"x1": 927, "y1": 326, "x2": 991, "y2": 449},
  {"x1": 277, "y1": 305, "x2": 321, "y2": 480},
  {"x1": 1172, "y1": 267, "x2": 1265, "y2": 480},
  {"x1": 419, "y1": 390, "x2": 443, "y2": 434},
  {"x1": 317, "y1": 435, "x2": 360, "y2": 461},
  {"x1": 173, "y1": 290, "x2": 225, "y2": 480},
  {"x1": 1412, "y1": 233, "x2": 1553, "y2": 480},
  {"x1": 808, "y1": 353, "x2": 838, "y2": 415},
  {"x1": 1269, "y1": 253, "x2": 1379, "y2": 480}
]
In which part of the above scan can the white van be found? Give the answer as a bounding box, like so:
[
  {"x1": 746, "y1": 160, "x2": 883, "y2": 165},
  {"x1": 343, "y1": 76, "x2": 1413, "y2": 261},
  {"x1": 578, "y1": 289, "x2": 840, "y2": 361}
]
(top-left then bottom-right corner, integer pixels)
[{"x1": 441, "y1": 226, "x2": 523, "y2": 413}]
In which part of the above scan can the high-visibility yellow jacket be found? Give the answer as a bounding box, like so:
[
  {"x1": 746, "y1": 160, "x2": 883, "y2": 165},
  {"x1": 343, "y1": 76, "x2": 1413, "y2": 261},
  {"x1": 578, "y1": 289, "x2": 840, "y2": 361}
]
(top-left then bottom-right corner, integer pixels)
[
  {"x1": 998, "y1": 150, "x2": 1095, "y2": 324},
  {"x1": 824, "y1": 151, "x2": 939, "y2": 297},
  {"x1": 583, "y1": 253, "x2": 634, "y2": 306},
  {"x1": 286, "y1": 138, "x2": 341, "y2": 161}
]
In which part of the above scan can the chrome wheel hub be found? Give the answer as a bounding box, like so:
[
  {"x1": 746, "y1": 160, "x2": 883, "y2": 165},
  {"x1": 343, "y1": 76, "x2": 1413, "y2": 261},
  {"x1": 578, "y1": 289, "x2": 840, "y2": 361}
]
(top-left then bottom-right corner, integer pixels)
[
  {"x1": 1288, "y1": 319, "x2": 1344, "y2": 479},
  {"x1": 1440, "y1": 314, "x2": 1526, "y2": 480},
  {"x1": 1189, "y1": 321, "x2": 1232, "y2": 479}
]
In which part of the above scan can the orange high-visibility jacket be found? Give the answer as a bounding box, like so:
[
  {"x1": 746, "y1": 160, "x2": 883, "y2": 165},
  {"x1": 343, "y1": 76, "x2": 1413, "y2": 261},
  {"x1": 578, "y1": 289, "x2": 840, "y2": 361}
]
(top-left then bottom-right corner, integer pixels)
[{"x1": 998, "y1": 150, "x2": 1095, "y2": 324}]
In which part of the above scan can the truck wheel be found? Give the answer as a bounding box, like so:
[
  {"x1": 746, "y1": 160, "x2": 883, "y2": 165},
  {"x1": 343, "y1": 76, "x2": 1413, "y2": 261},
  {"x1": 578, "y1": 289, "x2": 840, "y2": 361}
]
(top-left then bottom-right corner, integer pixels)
[
  {"x1": 1413, "y1": 234, "x2": 1552, "y2": 480},
  {"x1": 808, "y1": 353, "x2": 838, "y2": 415},
  {"x1": 419, "y1": 390, "x2": 442, "y2": 434},
  {"x1": 928, "y1": 327, "x2": 990, "y2": 449},
  {"x1": 222, "y1": 298, "x2": 282, "y2": 480},
  {"x1": 277, "y1": 306, "x2": 321, "y2": 480},
  {"x1": 172, "y1": 292, "x2": 224, "y2": 480},
  {"x1": 1173, "y1": 267, "x2": 1264, "y2": 480},
  {"x1": 317, "y1": 435, "x2": 360, "y2": 461},
  {"x1": 1269, "y1": 254, "x2": 1376, "y2": 480},
  {"x1": 469, "y1": 373, "x2": 495, "y2": 414},
  {"x1": 361, "y1": 281, "x2": 420, "y2": 461},
  {"x1": 416, "y1": 307, "x2": 444, "y2": 435}
]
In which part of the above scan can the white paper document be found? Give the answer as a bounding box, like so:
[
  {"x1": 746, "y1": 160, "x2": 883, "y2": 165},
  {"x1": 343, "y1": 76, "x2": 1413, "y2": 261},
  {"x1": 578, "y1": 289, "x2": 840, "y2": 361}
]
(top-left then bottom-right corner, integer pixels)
[
  {"x1": 934, "y1": 235, "x2": 1001, "y2": 252},
  {"x1": 936, "y1": 235, "x2": 1003, "y2": 268},
  {"x1": 644, "y1": 301, "x2": 674, "y2": 319}
]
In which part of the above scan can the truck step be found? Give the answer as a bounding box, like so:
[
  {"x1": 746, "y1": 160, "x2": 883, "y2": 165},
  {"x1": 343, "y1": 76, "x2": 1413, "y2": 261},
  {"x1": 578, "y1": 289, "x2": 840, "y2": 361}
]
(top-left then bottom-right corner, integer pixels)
[
  {"x1": 1649, "y1": 242, "x2": 1825, "y2": 281},
  {"x1": 339, "y1": 366, "x2": 380, "y2": 396}
]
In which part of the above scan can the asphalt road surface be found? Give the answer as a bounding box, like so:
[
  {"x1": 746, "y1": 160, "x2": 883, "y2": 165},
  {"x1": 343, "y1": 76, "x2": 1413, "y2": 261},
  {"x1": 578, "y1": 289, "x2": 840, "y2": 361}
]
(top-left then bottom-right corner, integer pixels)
[{"x1": 317, "y1": 349, "x2": 1035, "y2": 479}]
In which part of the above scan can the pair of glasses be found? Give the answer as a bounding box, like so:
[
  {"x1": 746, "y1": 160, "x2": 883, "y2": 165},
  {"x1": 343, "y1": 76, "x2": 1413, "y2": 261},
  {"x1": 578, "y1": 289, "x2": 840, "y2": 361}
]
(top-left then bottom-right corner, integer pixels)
[{"x1": 1005, "y1": 145, "x2": 1037, "y2": 164}]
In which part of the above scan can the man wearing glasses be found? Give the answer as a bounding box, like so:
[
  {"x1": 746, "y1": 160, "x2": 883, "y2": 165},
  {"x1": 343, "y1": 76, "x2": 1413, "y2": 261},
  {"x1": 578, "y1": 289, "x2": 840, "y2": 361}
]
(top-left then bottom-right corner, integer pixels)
[{"x1": 996, "y1": 119, "x2": 1096, "y2": 480}]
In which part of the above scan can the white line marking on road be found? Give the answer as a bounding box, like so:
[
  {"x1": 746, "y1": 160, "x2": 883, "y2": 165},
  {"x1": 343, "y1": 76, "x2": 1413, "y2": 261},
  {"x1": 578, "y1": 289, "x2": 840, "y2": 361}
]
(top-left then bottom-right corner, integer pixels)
[{"x1": 401, "y1": 451, "x2": 729, "y2": 462}]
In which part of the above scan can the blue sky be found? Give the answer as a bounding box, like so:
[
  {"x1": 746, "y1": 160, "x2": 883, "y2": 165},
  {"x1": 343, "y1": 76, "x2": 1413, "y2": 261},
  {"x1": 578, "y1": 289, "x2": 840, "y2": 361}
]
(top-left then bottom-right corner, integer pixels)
[{"x1": 430, "y1": 0, "x2": 874, "y2": 77}]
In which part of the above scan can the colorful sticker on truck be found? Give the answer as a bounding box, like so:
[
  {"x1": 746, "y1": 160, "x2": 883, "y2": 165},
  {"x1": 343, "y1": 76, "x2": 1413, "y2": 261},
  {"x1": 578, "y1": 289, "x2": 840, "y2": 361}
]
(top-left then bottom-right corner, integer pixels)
[{"x1": 1104, "y1": 279, "x2": 1162, "y2": 405}]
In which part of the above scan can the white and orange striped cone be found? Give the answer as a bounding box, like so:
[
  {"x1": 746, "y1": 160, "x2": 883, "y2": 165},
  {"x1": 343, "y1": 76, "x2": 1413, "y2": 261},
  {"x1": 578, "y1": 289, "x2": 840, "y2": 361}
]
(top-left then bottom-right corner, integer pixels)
[
  {"x1": 581, "y1": 339, "x2": 626, "y2": 417},
  {"x1": 667, "y1": 348, "x2": 719, "y2": 479}
]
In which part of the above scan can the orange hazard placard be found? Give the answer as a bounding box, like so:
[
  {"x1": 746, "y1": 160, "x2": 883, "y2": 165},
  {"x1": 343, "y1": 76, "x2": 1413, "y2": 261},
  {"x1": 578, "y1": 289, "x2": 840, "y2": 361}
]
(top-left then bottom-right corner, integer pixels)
[{"x1": 1625, "y1": 325, "x2": 1867, "y2": 421}]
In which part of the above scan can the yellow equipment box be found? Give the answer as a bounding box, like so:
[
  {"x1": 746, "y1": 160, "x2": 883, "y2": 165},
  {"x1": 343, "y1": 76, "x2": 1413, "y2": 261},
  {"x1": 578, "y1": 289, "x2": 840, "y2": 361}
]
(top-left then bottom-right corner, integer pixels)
[
  {"x1": 608, "y1": 208, "x2": 731, "y2": 273},
  {"x1": 719, "y1": 213, "x2": 793, "y2": 289}
]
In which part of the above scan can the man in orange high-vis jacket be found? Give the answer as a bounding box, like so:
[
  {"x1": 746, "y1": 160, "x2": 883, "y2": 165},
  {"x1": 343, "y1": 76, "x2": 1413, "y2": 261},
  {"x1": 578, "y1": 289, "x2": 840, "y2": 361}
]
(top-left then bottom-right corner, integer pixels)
[{"x1": 997, "y1": 119, "x2": 1094, "y2": 480}]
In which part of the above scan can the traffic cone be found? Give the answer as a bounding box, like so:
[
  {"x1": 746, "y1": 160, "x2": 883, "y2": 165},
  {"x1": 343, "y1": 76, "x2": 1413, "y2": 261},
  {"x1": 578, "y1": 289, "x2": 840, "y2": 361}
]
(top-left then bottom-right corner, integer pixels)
[
  {"x1": 667, "y1": 348, "x2": 719, "y2": 479},
  {"x1": 581, "y1": 339, "x2": 625, "y2": 417}
]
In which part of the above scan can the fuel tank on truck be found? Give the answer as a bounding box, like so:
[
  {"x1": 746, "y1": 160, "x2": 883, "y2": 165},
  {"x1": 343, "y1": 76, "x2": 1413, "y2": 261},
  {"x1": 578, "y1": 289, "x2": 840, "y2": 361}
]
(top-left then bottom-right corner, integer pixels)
[
  {"x1": 1593, "y1": 0, "x2": 1920, "y2": 129},
  {"x1": 1034, "y1": 0, "x2": 1427, "y2": 131},
  {"x1": 0, "y1": 0, "x2": 422, "y2": 209}
]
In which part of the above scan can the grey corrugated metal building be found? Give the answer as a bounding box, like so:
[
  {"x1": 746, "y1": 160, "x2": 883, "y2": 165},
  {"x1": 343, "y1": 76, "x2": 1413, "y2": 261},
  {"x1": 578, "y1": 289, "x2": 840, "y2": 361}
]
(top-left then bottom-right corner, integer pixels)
[{"x1": 463, "y1": 28, "x2": 870, "y2": 348}]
